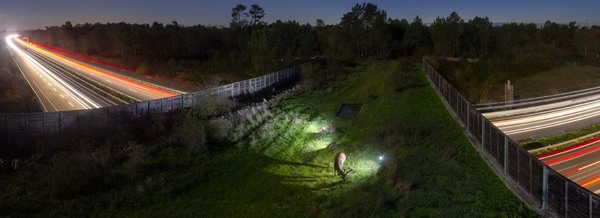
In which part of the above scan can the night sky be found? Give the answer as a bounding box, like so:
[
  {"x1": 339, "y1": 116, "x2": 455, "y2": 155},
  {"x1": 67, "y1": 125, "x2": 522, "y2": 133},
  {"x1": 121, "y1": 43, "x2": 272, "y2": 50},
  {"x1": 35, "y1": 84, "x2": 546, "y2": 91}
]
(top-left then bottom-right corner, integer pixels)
[{"x1": 1, "y1": 0, "x2": 599, "y2": 30}]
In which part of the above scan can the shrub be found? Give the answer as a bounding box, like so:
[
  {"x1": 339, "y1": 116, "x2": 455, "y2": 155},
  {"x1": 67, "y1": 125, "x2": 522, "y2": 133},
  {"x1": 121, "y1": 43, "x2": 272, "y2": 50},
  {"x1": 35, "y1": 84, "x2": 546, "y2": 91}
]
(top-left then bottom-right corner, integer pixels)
[
  {"x1": 189, "y1": 95, "x2": 236, "y2": 118},
  {"x1": 205, "y1": 118, "x2": 234, "y2": 142},
  {"x1": 45, "y1": 152, "x2": 104, "y2": 199},
  {"x1": 136, "y1": 63, "x2": 149, "y2": 74},
  {"x1": 173, "y1": 116, "x2": 206, "y2": 153}
]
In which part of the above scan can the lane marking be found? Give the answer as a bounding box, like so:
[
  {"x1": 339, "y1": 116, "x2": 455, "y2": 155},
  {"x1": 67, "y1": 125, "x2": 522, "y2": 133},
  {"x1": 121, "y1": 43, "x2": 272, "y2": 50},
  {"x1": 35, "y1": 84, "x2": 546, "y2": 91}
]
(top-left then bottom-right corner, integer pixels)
[
  {"x1": 128, "y1": 88, "x2": 138, "y2": 93},
  {"x1": 579, "y1": 160, "x2": 600, "y2": 171},
  {"x1": 48, "y1": 83, "x2": 52, "y2": 86},
  {"x1": 68, "y1": 102, "x2": 74, "y2": 107},
  {"x1": 562, "y1": 161, "x2": 600, "y2": 177},
  {"x1": 53, "y1": 88, "x2": 57, "y2": 92},
  {"x1": 60, "y1": 94, "x2": 65, "y2": 98}
]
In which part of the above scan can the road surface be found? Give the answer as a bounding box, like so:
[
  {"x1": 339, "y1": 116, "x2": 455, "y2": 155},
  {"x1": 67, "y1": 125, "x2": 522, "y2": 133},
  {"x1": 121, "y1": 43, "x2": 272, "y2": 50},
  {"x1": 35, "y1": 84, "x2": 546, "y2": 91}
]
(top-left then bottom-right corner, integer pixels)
[
  {"x1": 6, "y1": 35, "x2": 100, "y2": 111},
  {"x1": 5, "y1": 35, "x2": 178, "y2": 111},
  {"x1": 537, "y1": 138, "x2": 600, "y2": 194},
  {"x1": 489, "y1": 98, "x2": 600, "y2": 141}
]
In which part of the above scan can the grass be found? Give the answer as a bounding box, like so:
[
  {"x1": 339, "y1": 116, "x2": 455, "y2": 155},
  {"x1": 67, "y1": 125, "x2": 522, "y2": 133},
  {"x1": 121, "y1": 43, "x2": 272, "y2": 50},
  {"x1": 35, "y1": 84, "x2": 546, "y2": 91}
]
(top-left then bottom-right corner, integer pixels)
[
  {"x1": 433, "y1": 57, "x2": 600, "y2": 103},
  {"x1": 512, "y1": 65, "x2": 600, "y2": 99},
  {"x1": 0, "y1": 61, "x2": 535, "y2": 217}
]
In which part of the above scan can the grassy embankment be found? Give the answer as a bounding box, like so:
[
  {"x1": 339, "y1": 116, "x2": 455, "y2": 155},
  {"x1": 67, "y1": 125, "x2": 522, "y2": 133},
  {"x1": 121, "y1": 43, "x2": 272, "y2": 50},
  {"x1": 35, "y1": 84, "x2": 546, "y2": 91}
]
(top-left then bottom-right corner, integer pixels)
[{"x1": 0, "y1": 62, "x2": 535, "y2": 217}]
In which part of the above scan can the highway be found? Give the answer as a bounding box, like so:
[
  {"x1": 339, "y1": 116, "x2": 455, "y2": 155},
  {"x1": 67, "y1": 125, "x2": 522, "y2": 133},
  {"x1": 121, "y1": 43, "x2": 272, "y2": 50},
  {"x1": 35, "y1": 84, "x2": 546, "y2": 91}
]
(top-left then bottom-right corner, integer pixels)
[
  {"x1": 5, "y1": 35, "x2": 178, "y2": 111},
  {"x1": 5, "y1": 35, "x2": 101, "y2": 111},
  {"x1": 488, "y1": 97, "x2": 600, "y2": 141},
  {"x1": 538, "y1": 138, "x2": 600, "y2": 194}
]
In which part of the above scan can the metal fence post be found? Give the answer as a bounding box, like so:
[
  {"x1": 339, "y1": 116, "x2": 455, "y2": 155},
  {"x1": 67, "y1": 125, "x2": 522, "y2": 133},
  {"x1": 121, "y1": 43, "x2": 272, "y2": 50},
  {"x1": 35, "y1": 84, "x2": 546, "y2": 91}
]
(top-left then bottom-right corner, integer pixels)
[
  {"x1": 466, "y1": 107, "x2": 470, "y2": 131},
  {"x1": 481, "y1": 117, "x2": 485, "y2": 149},
  {"x1": 541, "y1": 166, "x2": 548, "y2": 212},
  {"x1": 564, "y1": 181, "x2": 568, "y2": 217},
  {"x1": 504, "y1": 136, "x2": 508, "y2": 175},
  {"x1": 589, "y1": 193, "x2": 593, "y2": 218}
]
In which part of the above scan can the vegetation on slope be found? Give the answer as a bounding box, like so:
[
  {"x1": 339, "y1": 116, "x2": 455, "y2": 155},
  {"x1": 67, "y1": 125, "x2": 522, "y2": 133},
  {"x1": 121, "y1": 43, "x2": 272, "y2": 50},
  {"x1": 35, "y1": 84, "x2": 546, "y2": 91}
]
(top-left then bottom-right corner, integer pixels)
[{"x1": 0, "y1": 61, "x2": 535, "y2": 217}]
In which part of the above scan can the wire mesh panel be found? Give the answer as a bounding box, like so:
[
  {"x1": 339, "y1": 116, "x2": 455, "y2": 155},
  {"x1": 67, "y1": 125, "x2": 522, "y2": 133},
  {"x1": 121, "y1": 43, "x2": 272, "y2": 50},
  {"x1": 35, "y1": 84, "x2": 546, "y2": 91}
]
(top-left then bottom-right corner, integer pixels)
[
  {"x1": 76, "y1": 110, "x2": 96, "y2": 135},
  {"x1": 531, "y1": 160, "x2": 544, "y2": 201},
  {"x1": 148, "y1": 99, "x2": 162, "y2": 113},
  {"x1": 496, "y1": 128, "x2": 506, "y2": 166},
  {"x1": 547, "y1": 170, "x2": 567, "y2": 216},
  {"x1": 507, "y1": 130, "x2": 520, "y2": 182},
  {"x1": 122, "y1": 104, "x2": 137, "y2": 122},
  {"x1": 7, "y1": 114, "x2": 26, "y2": 134},
  {"x1": 0, "y1": 114, "x2": 6, "y2": 137},
  {"x1": 593, "y1": 195, "x2": 600, "y2": 217},
  {"x1": 91, "y1": 108, "x2": 109, "y2": 130},
  {"x1": 518, "y1": 149, "x2": 532, "y2": 193},
  {"x1": 160, "y1": 97, "x2": 174, "y2": 113},
  {"x1": 182, "y1": 93, "x2": 194, "y2": 108},
  {"x1": 566, "y1": 181, "x2": 591, "y2": 216},
  {"x1": 25, "y1": 113, "x2": 44, "y2": 135},
  {"x1": 171, "y1": 95, "x2": 183, "y2": 111},
  {"x1": 43, "y1": 112, "x2": 60, "y2": 134},
  {"x1": 60, "y1": 111, "x2": 79, "y2": 134}
]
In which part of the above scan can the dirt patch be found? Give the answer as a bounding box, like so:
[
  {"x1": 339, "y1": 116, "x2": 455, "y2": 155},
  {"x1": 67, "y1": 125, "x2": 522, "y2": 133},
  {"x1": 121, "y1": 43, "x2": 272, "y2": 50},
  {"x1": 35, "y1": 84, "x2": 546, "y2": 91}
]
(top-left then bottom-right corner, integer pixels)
[{"x1": 336, "y1": 103, "x2": 362, "y2": 119}]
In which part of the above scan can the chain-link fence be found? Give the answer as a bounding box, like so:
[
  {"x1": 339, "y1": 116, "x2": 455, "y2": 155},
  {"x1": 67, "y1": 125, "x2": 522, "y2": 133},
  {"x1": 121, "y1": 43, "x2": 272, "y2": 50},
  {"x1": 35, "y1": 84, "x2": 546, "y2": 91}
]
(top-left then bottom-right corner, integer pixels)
[
  {"x1": 0, "y1": 66, "x2": 300, "y2": 147},
  {"x1": 423, "y1": 59, "x2": 599, "y2": 217}
]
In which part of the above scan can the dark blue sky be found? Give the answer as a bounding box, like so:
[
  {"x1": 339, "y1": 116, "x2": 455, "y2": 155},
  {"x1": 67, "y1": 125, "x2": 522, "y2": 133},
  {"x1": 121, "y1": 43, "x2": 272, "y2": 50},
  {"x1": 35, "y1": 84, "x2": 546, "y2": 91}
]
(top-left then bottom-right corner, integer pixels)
[{"x1": 1, "y1": 0, "x2": 599, "y2": 30}]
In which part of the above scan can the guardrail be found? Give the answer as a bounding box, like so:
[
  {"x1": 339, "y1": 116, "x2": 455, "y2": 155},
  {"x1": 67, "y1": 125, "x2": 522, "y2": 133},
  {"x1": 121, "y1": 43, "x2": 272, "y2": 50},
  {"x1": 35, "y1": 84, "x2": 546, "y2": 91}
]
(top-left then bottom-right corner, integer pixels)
[
  {"x1": 423, "y1": 59, "x2": 599, "y2": 217},
  {"x1": 0, "y1": 66, "x2": 300, "y2": 147}
]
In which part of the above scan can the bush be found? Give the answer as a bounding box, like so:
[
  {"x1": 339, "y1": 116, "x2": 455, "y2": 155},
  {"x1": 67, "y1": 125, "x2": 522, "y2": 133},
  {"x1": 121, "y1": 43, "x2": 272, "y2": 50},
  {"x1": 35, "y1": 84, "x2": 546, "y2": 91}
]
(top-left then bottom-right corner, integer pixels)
[
  {"x1": 189, "y1": 96, "x2": 236, "y2": 118},
  {"x1": 389, "y1": 60, "x2": 420, "y2": 92},
  {"x1": 45, "y1": 152, "x2": 104, "y2": 199},
  {"x1": 173, "y1": 115, "x2": 206, "y2": 153},
  {"x1": 136, "y1": 63, "x2": 149, "y2": 74},
  {"x1": 205, "y1": 118, "x2": 234, "y2": 142}
]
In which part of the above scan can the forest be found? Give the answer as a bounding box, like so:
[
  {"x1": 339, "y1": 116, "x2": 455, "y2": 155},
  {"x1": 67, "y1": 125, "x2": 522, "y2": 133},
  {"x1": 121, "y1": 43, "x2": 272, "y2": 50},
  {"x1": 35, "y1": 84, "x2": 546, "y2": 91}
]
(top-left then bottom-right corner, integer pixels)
[{"x1": 19, "y1": 3, "x2": 600, "y2": 86}]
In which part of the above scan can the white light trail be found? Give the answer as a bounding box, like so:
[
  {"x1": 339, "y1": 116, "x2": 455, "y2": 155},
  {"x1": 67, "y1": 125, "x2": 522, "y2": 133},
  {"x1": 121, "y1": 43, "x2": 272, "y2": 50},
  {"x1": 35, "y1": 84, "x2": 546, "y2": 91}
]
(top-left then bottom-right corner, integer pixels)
[{"x1": 5, "y1": 35, "x2": 101, "y2": 110}]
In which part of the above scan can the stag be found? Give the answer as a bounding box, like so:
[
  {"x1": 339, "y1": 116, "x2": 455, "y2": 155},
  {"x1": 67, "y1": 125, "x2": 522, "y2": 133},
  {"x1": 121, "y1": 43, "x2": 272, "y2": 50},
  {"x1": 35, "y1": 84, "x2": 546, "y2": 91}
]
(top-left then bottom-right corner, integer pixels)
[{"x1": 334, "y1": 152, "x2": 353, "y2": 181}]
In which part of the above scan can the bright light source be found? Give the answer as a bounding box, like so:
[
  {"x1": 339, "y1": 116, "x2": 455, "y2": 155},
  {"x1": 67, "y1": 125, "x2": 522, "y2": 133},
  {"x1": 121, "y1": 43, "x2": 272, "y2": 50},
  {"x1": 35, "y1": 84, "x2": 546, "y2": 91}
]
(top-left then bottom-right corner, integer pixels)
[{"x1": 378, "y1": 155, "x2": 384, "y2": 164}]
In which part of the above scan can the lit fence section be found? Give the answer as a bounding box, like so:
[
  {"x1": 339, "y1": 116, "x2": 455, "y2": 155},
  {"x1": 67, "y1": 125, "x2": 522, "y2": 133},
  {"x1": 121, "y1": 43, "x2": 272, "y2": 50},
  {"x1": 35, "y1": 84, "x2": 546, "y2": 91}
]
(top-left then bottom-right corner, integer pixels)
[
  {"x1": 422, "y1": 60, "x2": 599, "y2": 217},
  {"x1": 0, "y1": 66, "x2": 300, "y2": 146}
]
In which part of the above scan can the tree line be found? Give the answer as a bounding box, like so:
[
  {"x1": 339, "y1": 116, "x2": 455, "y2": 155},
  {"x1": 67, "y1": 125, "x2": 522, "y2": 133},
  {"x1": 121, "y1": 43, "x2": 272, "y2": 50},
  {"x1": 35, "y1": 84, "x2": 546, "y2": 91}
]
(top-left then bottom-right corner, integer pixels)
[{"x1": 21, "y1": 3, "x2": 600, "y2": 81}]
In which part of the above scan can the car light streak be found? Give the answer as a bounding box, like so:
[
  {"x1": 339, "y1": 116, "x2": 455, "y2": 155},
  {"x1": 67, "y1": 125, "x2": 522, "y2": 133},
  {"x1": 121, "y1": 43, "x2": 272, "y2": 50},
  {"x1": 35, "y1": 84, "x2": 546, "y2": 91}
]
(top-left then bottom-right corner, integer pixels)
[
  {"x1": 7, "y1": 35, "x2": 101, "y2": 110},
  {"x1": 581, "y1": 174, "x2": 600, "y2": 188},
  {"x1": 21, "y1": 48, "x2": 100, "y2": 109},
  {"x1": 537, "y1": 138, "x2": 600, "y2": 160},
  {"x1": 543, "y1": 144, "x2": 600, "y2": 166},
  {"x1": 18, "y1": 39, "x2": 177, "y2": 99},
  {"x1": 499, "y1": 106, "x2": 600, "y2": 135}
]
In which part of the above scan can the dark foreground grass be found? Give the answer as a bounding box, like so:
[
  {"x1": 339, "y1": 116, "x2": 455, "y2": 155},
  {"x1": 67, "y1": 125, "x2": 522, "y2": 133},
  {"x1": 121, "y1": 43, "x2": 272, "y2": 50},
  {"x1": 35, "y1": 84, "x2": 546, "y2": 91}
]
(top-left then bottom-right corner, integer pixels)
[{"x1": 0, "y1": 62, "x2": 535, "y2": 217}]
